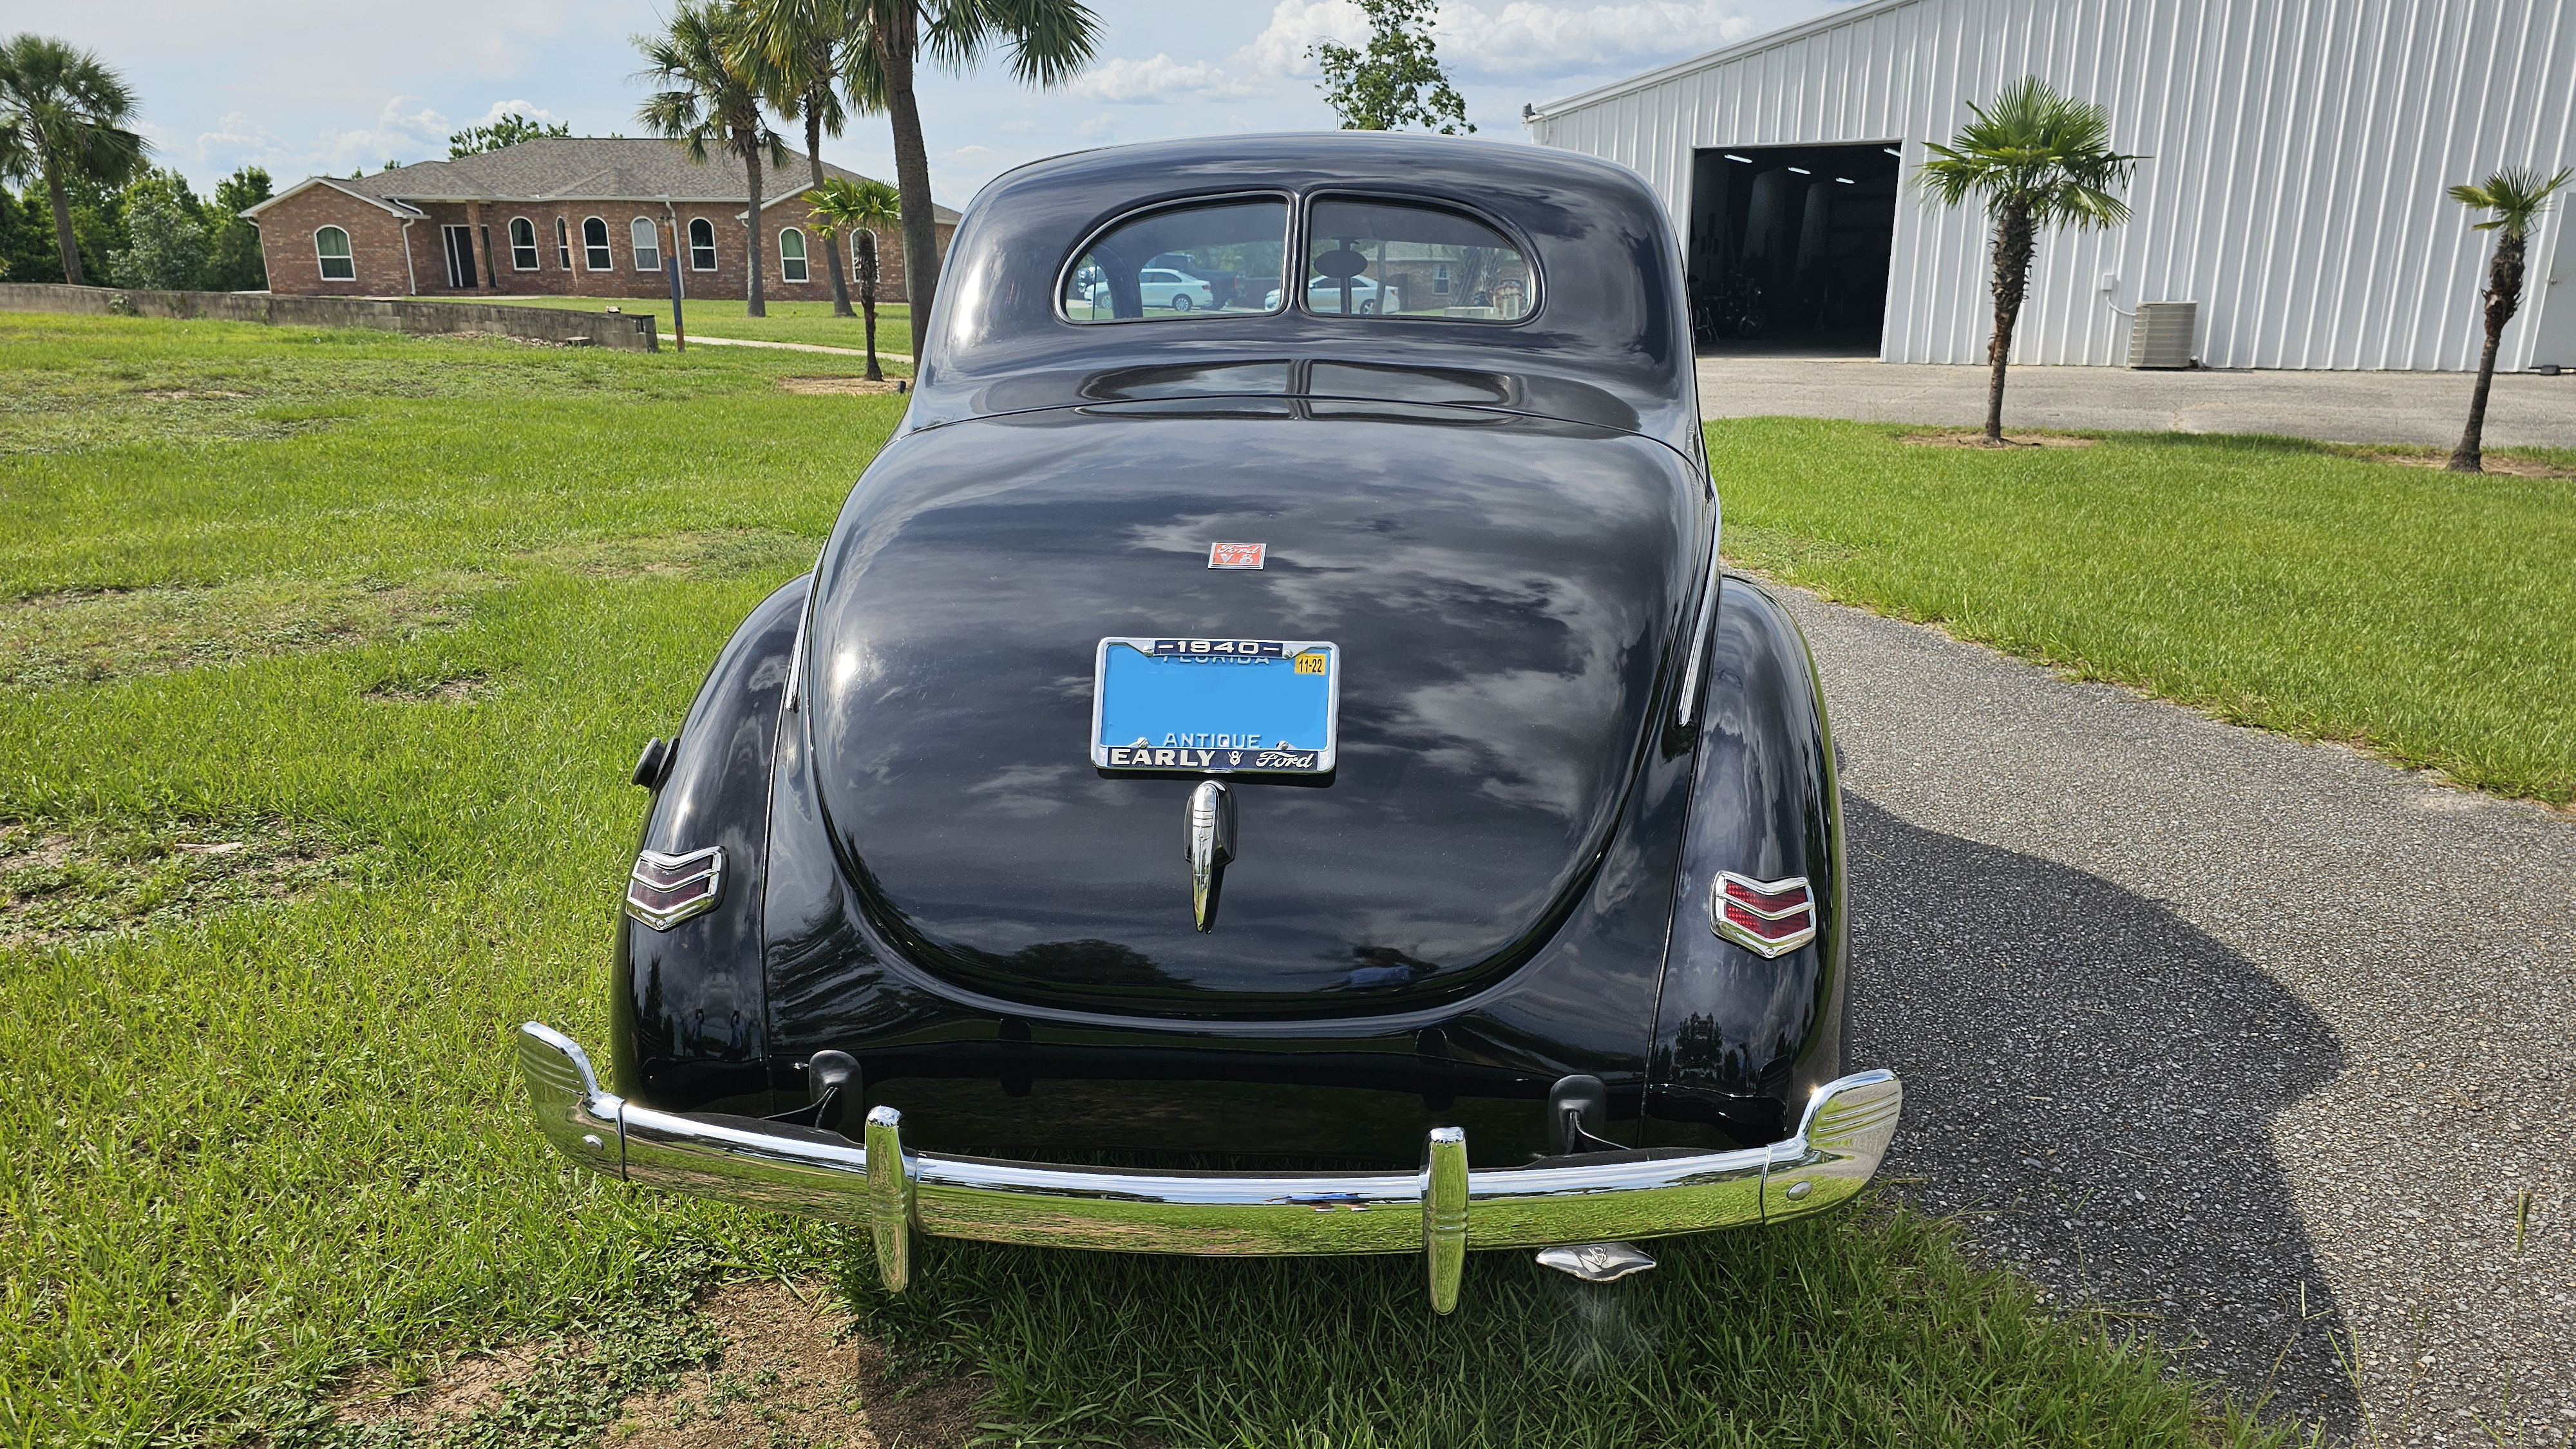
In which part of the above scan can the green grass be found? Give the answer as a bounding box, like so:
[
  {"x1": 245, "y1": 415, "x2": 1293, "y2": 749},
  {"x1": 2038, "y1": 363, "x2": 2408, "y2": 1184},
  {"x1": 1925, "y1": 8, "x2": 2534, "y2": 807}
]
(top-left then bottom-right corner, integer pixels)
[
  {"x1": 849, "y1": 1213, "x2": 2300, "y2": 1448},
  {"x1": 1709, "y1": 419, "x2": 2576, "y2": 804},
  {"x1": 0, "y1": 314, "x2": 2307, "y2": 1446},
  {"x1": 0, "y1": 312, "x2": 888, "y2": 1443},
  {"x1": 412, "y1": 293, "x2": 916, "y2": 358}
]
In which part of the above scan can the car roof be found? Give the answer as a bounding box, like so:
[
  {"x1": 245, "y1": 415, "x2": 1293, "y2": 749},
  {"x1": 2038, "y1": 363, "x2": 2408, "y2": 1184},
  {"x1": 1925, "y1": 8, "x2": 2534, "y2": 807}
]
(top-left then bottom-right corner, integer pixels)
[{"x1": 907, "y1": 133, "x2": 1695, "y2": 452}]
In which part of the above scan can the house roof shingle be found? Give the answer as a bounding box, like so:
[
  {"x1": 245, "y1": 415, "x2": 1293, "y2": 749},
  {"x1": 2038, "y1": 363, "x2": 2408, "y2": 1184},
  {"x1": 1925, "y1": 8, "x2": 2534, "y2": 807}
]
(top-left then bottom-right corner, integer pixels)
[{"x1": 249, "y1": 137, "x2": 958, "y2": 221}]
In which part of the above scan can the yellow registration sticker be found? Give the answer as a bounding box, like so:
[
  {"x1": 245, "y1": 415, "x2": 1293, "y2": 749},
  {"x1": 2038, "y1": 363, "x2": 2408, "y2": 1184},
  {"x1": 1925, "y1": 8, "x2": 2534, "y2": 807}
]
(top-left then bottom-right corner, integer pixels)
[{"x1": 1294, "y1": 651, "x2": 1330, "y2": 676}]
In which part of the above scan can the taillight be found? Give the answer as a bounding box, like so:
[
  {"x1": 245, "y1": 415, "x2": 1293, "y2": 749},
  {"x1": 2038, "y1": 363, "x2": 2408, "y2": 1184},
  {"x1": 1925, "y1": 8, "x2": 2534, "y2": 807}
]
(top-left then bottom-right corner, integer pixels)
[
  {"x1": 627, "y1": 846, "x2": 726, "y2": 930},
  {"x1": 1711, "y1": 872, "x2": 1816, "y2": 958}
]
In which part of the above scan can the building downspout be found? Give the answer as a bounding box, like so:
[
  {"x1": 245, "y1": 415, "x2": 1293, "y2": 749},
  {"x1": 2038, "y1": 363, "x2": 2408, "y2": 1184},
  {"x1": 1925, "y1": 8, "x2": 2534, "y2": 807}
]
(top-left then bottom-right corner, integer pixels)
[{"x1": 400, "y1": 218, "x2": 419, "y2": 296}]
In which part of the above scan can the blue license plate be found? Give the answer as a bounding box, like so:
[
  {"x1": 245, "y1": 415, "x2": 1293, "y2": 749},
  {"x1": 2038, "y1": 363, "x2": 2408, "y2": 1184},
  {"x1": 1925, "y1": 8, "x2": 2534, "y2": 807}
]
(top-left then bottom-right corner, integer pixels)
[{"x1": 1092, "y1": 637, "x2": 1340, "y2": 773}]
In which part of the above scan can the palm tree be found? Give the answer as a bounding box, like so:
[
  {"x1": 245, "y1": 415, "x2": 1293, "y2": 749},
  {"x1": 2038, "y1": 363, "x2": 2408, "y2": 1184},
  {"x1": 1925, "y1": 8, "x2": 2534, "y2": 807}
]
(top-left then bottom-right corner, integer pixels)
[
  {"x1": 637, "y1": 3, "x2": 790, "y2": 317},
  {"x1": 1919, "y1": 76, "x2": 2141, "y2": 444},
  {"x1": 851, "y1": 0, "x2": 1099, "y2": 329},
  {"x1": 736, "y1": 0, "x2": 873, "y2": 319},
  {"x1": 808, "y1": 175, "x2": 899, "y2": 378},
  {"x1": 0, "y1": 33, "x2": 146, "y2": 287},
  {"x1": 2445, "y1": 165, "x2": 2570, "y2": 473}
]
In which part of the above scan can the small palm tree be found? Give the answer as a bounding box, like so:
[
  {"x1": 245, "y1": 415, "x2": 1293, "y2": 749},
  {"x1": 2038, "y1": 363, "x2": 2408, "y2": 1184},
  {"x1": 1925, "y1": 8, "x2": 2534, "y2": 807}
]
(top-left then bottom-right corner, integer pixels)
[
  {"x1": 0, "y1": 33, "x2": 146, "y2": 287},
  {"x1": 2445, "y1": 165, "x2": 2570, "y2": 473},
  {"x1": 808, "y1": 175, "x2": 899, "y2": 379},
  {"x1": 851, "y1": 0, "x2": 1099, "y2": 328},
  {"x1": 737, "y1": 0, "x2": 876, "y2": 319},
  {"x1": 637, "y1": 4, "x2": 790, "y2": 317},
  {"x1": 1919, "y1": 76, "x2": 2141, "y2": 444}
]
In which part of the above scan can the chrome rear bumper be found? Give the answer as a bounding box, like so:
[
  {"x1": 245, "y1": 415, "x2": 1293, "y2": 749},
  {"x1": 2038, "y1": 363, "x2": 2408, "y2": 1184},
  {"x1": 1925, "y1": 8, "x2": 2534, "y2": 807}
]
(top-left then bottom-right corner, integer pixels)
[{"x1": 517, "y1": 1021, "x2": 1902, "y2": 1312}]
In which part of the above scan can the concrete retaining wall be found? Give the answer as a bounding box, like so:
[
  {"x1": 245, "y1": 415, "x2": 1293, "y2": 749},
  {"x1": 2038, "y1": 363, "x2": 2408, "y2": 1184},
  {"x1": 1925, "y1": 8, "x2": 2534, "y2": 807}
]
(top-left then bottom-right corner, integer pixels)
[{"x1": 0, "y1": 283, "x2": 659, "y2": 350}]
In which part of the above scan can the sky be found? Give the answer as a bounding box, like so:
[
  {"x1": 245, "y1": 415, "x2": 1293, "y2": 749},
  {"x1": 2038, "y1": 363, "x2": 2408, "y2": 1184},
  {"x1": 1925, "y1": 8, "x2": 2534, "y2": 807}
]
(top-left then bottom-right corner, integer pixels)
[{"x1": 17, "y1": 0, "x2": 1853, "y2": 207}]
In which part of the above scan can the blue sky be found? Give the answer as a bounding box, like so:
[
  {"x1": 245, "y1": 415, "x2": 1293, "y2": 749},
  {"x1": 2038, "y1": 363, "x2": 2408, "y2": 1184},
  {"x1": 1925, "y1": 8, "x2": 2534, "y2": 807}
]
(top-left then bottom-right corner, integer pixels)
[{"x1": 32, "y1": 0, "x2": 1849, "y2": 206}]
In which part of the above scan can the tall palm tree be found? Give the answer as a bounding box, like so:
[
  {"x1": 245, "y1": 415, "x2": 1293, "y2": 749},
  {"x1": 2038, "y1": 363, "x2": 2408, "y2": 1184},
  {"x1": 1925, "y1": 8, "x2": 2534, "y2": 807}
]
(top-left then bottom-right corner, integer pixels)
[
  {"x1": 852, "y1": 0, "x2": 1099, "y2": 329},
  {"x1": 0, "y1": 33, "x2": 146, "y2": 287},
  {"x1": 1919, "y1": 76, "x2": 2141, "y2": 444},
  {"x1": 808, "y1": 175, "x2": 899, "y2": 377},
  {"x1": 736, "y1": 0, "x2": 873, "y2": 318},
  {"x1": 2445, "y1": 165, "x2": 2570, "y2": 473},
  {"x1": 637, "y1": 3, "x2": 789, "y2": 317}
]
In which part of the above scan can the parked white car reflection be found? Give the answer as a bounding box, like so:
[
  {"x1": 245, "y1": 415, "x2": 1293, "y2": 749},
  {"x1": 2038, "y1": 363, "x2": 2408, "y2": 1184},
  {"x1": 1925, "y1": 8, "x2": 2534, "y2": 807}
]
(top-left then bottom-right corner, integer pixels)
[
  {"x1": 1138, "y1": 268, "x2": 1216, "y2": 312},
  {"x1": 1263, "y1": 276, "x2": 1385, "y2": 314}
]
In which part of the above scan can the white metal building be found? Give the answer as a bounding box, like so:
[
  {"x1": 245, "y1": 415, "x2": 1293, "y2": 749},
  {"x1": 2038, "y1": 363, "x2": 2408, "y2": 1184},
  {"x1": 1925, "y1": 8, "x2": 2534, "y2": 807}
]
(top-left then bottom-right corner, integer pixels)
[{"x1": 1525, "y1": 0, "x2": 2576, "y2": 370}]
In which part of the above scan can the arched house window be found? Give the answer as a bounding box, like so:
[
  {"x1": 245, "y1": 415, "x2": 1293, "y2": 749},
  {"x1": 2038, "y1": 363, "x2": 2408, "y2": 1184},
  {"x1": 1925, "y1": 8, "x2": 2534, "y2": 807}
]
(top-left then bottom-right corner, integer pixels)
[
  {"x1": 554, "y1": 217, "x2": 571, "y2": 269},
  {"x1": 630, "y1": 218, "x2": 661, "y2": 271},
  {"x1": 779, "y1": 227, "x2": 809, "y2": 283},
  {"x1": 509, "y1": 218, "x2": 539, "y2": 270},
  {"x1": 582, "y1": 216, "x2": 612, "y2": 270},
  {"x1": 688, "y1": 217, "x2": 717, "y2": 271},
  {"x1": 314, "y1": 225, "x2": 355, "y2": 281}
]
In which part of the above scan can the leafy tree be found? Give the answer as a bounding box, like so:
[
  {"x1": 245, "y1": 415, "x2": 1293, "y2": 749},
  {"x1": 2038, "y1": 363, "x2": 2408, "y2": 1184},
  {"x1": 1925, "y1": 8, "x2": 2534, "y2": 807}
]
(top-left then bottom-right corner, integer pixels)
[
  {"x1": 638, "y1": 3, "x2": 788, "y2": 316},
  {"x1": 0, "y1": 33, "x2": 147, "y2": 286},
  {"x1": 2444, "y1": 165, "x2": 2570, "y2": 473},
  {"x1": 448, "y1": 113, "x2": 571, "y2": 157},
  {"x1": 843, "y1": 0, "x2": 1098, "y2": 328},
  {"x1": 1309, "y1": 0, "x2": 1471, "y2": 135},
  {"x1": 737, "y1": 0, "x2": 871, "y2": 318},
  {"x1": 1918, "y1": 76, "x2": 2140, "y2": 444},
  {"x1": 808, "y1": 174, "x2": 898, "y2": 377},
  {"x1": 204, "y1": 165, "x2": 270, "y2": 291},
  {"x1": 0, "y1": 185, "x2": 60, "y2": 280},
  {"x1": 109, "y1": 165, "x2": 207, "y2": 289}
]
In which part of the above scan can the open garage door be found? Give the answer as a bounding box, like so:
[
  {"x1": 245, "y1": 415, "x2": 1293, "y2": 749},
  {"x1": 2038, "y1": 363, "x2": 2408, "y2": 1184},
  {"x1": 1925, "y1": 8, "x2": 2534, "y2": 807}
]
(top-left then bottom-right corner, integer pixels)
[{"x1": 1685, "y1": 142, "x2": 1900, "y2": 354}]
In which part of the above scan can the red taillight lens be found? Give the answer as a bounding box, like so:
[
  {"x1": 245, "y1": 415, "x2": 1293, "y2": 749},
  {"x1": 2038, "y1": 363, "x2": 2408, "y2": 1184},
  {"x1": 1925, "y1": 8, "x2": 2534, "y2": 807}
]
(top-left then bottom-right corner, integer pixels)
[
  {"x1": 1712, "y1": 873, "x2": 1816, "y2": 958},
  {"x1": 627, "y1": 846, "x2": 726, "y2": 931}
]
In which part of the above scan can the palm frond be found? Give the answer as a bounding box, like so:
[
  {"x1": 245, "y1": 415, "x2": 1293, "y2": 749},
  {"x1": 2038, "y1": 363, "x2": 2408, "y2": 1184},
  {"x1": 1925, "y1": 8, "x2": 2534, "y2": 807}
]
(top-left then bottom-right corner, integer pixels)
[
  {"x1": 2450, "y1": 165, "x2": 2572, "y2": 235},
  {"x1": 1914, "y1": 75, "x2": 2143, "y2": 232}
]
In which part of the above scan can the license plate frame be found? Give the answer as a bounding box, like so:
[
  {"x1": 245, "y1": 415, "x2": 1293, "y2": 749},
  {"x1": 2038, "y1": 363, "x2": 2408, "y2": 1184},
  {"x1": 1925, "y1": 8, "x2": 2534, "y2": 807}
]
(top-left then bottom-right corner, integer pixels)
[{"x1": 1090, "y1": 637, "x2": 1340, "y2": 774}]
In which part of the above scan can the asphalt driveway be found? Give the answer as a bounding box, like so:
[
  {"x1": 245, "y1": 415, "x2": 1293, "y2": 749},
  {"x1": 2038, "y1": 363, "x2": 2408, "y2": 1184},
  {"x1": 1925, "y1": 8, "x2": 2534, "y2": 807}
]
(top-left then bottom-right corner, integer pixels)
[
  {"x1": 1790, "y1": 583, "x2": 2576, "y2": 1442},
  {"x1": 1697, "y1": 354, "x2": 2576, "y2": 448}
]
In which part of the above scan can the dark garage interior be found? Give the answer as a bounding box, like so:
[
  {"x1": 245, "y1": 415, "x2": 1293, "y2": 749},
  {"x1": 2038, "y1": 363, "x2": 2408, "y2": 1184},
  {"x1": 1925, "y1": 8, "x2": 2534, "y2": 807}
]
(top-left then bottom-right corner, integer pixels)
[{"x1": 1685, "y1": 142, "x2": 1901, "y2": 352}]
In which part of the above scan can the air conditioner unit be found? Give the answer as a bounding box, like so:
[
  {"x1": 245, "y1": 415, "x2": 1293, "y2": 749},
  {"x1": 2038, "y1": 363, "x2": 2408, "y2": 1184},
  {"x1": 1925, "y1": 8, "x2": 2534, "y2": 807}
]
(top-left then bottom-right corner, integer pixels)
[{"x1": 2128, "y1": 301, "x2": 2196, "y2": 369}]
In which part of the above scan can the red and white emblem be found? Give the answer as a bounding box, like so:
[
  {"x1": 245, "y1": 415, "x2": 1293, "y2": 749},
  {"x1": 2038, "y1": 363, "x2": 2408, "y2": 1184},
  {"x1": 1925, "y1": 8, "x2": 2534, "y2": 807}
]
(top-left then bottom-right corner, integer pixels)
[
  {"x1": 1207, "y1": 542, "x2": 1267, "y2": 570},
  {"x1": 1711, "y1": 872, "x2": 1817, "y2": 958}
]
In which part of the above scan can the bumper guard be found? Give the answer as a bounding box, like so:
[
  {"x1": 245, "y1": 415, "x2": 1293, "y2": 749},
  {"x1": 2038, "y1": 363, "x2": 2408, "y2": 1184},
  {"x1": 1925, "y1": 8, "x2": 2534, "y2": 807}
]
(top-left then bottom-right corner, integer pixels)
[{"x1": 517, "y1": 1021, "x2": 1902, "y2": 1312}]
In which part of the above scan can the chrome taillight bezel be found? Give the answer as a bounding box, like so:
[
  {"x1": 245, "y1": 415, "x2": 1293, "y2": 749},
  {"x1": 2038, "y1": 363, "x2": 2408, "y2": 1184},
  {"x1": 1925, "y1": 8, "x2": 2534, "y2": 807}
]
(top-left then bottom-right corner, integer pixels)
[
  {"x1": 1710, "y1": 871, "x2": 1816, "y2": 958},
  {"x1": 626, "y1": 846, "x2": 726, "y2": 931}
]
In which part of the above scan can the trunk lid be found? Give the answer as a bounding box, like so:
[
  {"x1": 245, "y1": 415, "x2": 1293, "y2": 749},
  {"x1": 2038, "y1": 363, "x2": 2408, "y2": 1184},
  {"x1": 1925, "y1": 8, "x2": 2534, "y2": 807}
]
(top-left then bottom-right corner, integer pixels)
[{"x1": 804, "y1": 400, "x2": 1702, "y2": 1018}]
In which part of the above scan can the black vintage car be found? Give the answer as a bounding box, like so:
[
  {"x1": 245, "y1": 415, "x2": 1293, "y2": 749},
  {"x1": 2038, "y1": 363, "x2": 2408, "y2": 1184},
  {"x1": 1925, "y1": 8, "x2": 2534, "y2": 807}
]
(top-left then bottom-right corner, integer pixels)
[{"x1": 520, "y1": 132, "x2": 1901, "y2": 1311}]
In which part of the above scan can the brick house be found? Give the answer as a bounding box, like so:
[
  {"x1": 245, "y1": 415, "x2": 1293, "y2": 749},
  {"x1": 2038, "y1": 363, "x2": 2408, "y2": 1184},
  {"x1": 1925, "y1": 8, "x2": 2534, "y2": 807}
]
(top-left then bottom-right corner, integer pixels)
[{"x1": 241, "y1": 137, "x2": 957, "y2": 303}]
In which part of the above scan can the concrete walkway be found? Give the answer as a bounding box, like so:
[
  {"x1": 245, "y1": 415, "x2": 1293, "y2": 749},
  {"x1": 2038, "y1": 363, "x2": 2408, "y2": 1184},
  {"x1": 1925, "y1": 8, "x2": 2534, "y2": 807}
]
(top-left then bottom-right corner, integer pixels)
[
  {"x1": 1793, "y1": 582, "x2": 2575, "y2": 1443},
  {"x1": 1698, "y1": 354, "x2": 2576, "y2": 448},
  {"x1": 688, "y1": 333, "x2": 913, "y2": 363}
]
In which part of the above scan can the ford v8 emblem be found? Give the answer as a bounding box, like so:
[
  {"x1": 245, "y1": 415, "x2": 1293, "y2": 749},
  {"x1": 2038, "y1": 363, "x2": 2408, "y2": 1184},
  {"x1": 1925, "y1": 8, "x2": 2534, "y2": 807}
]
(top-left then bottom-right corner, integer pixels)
[{"x1": 1207, "y1": 542, "x2": 1265, "y2": 569}]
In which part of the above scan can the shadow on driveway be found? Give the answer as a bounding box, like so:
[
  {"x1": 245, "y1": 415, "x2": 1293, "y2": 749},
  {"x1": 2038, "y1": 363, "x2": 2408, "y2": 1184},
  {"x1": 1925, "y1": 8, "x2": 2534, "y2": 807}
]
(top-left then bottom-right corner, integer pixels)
[{"x1": 1844, "y1": 795, "x2": 2360, "y2": 1435}]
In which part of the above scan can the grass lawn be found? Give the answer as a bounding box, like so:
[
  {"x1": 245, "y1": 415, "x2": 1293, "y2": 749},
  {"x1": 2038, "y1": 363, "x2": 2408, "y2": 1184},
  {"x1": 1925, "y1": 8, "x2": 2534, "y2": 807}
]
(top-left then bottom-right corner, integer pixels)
[
  {"x1": 3, "y1": 311, "x2": 2304, "y2": 1446},
  {"x1": 413, "y1": 292, "x2": 916, "y2": 359},
  {"x1": 1710, "y1": 419, "x2": 2576, "y2": 805}
]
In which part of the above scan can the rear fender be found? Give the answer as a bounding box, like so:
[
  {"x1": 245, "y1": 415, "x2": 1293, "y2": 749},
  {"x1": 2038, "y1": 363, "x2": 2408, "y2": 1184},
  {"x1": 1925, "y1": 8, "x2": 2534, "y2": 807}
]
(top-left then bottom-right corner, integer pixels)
[
  {"x1": 610, "y1": 576, "x2": 809, "y2": 1110},
  {"x1": 1645, "y1": 576, "x2": 1846, "y2": 1148}
]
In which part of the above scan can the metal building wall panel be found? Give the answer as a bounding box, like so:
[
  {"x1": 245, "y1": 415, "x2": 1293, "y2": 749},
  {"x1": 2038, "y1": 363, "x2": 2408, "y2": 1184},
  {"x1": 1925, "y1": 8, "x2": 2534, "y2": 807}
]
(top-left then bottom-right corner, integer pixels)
[{"x1": 1530, "y1": 0, "x2": 2576, "y2": 370}]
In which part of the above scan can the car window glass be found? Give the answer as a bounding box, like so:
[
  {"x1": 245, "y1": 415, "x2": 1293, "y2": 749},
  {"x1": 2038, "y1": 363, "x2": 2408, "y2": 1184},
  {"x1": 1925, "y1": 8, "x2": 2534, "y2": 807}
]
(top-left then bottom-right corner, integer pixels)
[
  {"x1": 1065, "y1": 198, "x2": 1288, "y2": 323},
  {"x1": 1302, "y1": 198, "x2": 1533, "y2": 320}
]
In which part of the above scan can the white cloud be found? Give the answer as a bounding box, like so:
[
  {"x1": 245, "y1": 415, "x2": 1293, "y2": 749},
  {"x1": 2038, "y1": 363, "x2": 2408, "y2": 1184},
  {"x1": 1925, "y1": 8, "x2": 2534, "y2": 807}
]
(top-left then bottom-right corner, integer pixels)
[
  {"x1": 314, "y1": 97, "x2": 455, "y2": 171},
  {"x1": 469, "y1": 100, "x2": 568, "y2": 128},
  {"x1": 1236, "y1": 0, "x2": 1370, "y2": 76},
  {"x1": 1070, "y1": 53, "x2": 1263, "y2": 104},
  {"x1": 1240, "y1": 0, "x2": 1769, "y2": 83}
]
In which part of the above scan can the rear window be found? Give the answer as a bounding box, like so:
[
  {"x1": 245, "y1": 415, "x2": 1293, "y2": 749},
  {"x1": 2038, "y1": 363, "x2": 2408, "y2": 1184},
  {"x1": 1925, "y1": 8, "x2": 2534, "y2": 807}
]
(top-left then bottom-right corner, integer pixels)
[
  {"x1": 1302, "y1": 198, "x2": 1534, "y2": 321},
  {"x1": 1064, "y1": 198, "x2": 1289, "y2": 323}
]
